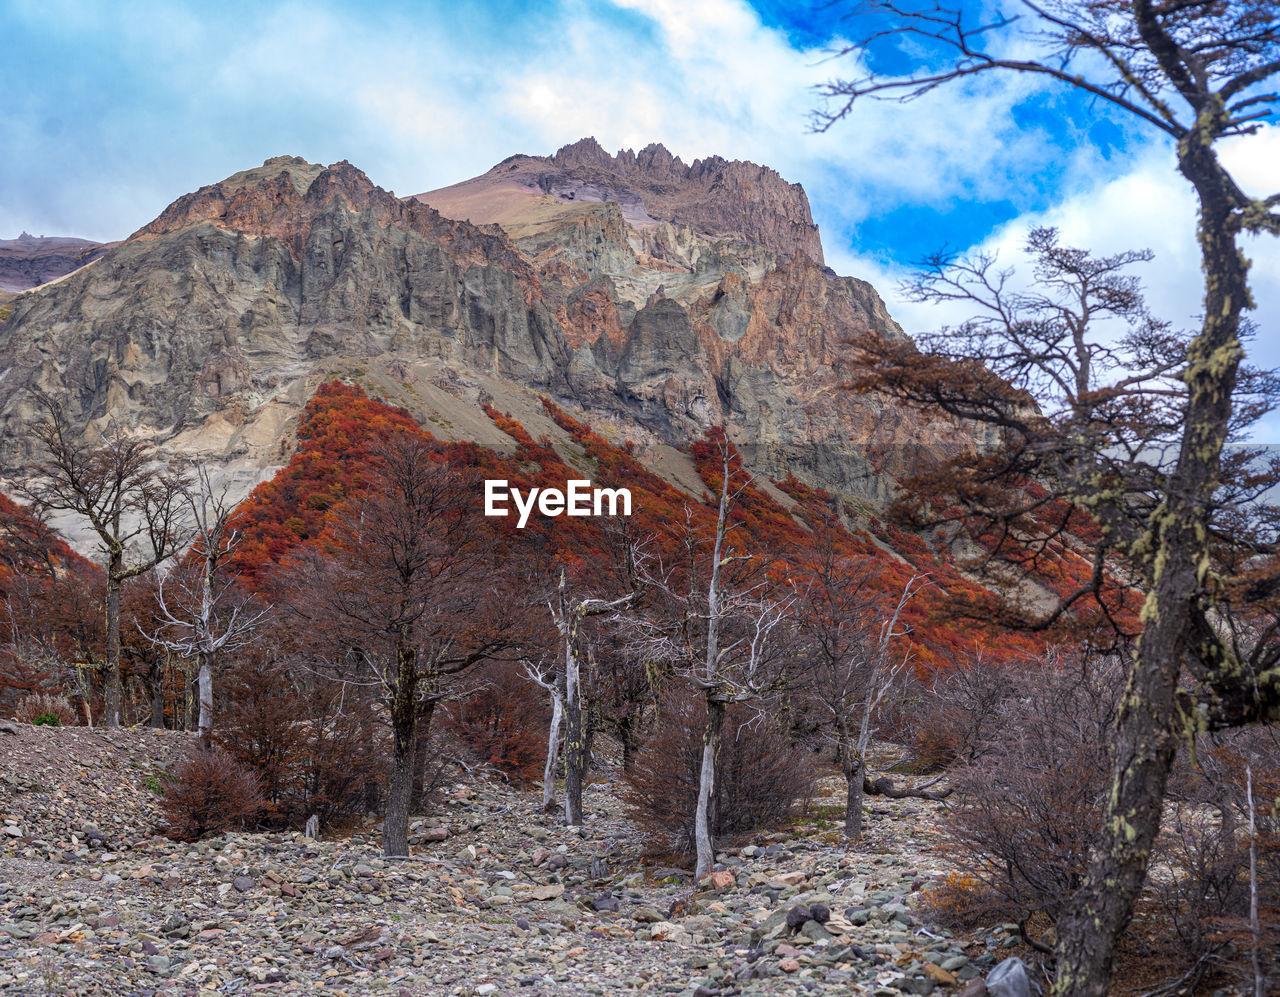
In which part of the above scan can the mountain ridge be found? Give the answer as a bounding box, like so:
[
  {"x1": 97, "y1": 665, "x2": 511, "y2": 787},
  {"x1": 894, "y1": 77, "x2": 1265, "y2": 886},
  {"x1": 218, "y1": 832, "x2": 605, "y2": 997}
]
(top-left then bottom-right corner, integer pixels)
[
  {"x1": 0, "y1": 232, "x2": 116, "y2": 292},
  {"x1": 420, "y1": 136, "x2": 825, "y2": 264}
]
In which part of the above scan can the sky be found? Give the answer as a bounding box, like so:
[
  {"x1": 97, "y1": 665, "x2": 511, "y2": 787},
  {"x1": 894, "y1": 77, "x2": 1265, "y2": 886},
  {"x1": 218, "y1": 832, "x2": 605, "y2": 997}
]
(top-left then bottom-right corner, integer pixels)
[{"x1": 2, "y1": 0, "x2": 1277, "y2": 431}]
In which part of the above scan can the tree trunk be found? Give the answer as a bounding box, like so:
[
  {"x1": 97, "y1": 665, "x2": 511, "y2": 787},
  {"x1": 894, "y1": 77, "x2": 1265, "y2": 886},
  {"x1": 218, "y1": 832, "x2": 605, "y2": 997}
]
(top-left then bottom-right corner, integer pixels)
[
  {"x1": 843, "y1": 752, "x2": 865, "y2": 839},
  {"x1": 411, "y1": 700, "x2": 437, "y2": 808},
  {"x1": 185, "y1": 668, "x2": 196, "y2": 731},
  {"x1": 543, "y1": 690, "x2": 563, "y2": 813},
  {"x1": 197, "y1": 649, "x2": 213, "y2": 749},
  {"x1": 196, "y1": 552, "x2": 216, "y2": 748},
  {"x1": 103, "y1": 558, "x2": 123, "y2": 727},
  {"x1": 694, "y1": 695, "x2": 725, "y2": 880},
  {"x1": 1051, "y1": 128, "x2": 1250, "y2": 997},
  {"x1": 382, "y1": 645, "x2": 418, "y2": 858},
  {"x1": 565, "y1": 646, "x2": 584, "y2": 826},
  {"x1": 149, "y1": 662, "x2": 166, "y2": 729},
  {"x1": 384, "y1": 714, "x2": 415, "y2": 858}
]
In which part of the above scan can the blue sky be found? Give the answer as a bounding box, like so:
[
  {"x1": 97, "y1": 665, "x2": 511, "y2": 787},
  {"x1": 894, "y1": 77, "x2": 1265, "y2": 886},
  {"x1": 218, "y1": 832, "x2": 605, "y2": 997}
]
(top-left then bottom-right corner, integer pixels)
[{"x1": 2, "y1": 0, "x2": 1277, "y2": 428}]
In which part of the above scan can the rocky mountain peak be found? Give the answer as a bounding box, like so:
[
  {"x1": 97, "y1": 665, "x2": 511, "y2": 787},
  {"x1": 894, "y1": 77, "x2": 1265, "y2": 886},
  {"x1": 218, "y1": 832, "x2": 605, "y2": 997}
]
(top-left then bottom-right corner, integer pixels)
[
  {"x1": 549, "y1": 136, "x2": 618, "y2": 170},
  {"x1": 0, "y1": 146, "x2": 930, "y2": 519},
  {"x1": 216, "y1": 155, "x2": 326, "y2": 194},
  {"x1": 532, "y1": 140, "x2": 814, "y2": 264},
  {"x1": 433, "y1": 138, "x2": 823, "y2": 264}
]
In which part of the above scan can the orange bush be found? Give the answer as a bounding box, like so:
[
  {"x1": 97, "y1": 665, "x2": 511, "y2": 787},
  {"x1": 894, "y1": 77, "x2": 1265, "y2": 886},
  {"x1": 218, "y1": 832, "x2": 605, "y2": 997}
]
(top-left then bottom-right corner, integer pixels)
[{"x1": 443, "y1": 664, "x2": 549, "y2": 785}]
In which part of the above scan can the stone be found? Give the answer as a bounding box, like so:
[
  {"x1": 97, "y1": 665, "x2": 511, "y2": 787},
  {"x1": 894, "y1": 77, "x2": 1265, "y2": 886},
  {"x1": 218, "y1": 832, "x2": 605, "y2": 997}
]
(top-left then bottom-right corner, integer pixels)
[
  {"x1": 160, "y1": 914, "x2": 189, "y2": 939},
  {"x1": 529, "y1": 884, "x2": 564, "y2": 901},
  {"x1": 421, "y1": 826, "x2": 449, "y2": 842},
  {"x1": 924, "y1": 963, "x2": 959, "y2": 987},
  {"x1": 809, "y1": 902, "x2": 830, "y2": 924},
  {"x1": 986, "y1": 957, "x2": 1038, "y2": 997},
  {"x1": 958, "y1": 980, "x2": 987, "y2": 997},
  {"x1": 785, "y1": 905, "x2": 812, "y2": 931},
  {"x1": 231, "y1": 876, "x2": 254, "y2": 893},
  {"x1": 799, "y1": 920, "x2": 834, "y2": 944},
  {"x1": 702, "y1": 869, "x2": 734, "y2": 890}
]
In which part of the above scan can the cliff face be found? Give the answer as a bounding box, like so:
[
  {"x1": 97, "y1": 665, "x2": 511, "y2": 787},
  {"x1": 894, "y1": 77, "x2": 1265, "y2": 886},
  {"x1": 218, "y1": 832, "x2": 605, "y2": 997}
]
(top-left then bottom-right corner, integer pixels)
[{"x1": 0, "y1": 145, "x2": 955, "y2": 512}]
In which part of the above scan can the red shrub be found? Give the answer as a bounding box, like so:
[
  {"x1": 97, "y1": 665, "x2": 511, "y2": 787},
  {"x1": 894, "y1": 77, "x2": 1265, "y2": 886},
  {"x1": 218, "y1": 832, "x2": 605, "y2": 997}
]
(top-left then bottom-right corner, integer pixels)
[
  {"x1": 13, "y1": 692, "x2": 77, "y2": 726},
  {"x1": 217, "y1": 653, "x2": 388, "y2": 827},
  {"x1": 158, "y1": 746, "x2": 267, "y2": 841},
  {"x1": 622, "y1": 691, "x2": 816, "y2": 859},
  {"x1": 443, "y1": 664, "x2": 549, "y2": 785}
]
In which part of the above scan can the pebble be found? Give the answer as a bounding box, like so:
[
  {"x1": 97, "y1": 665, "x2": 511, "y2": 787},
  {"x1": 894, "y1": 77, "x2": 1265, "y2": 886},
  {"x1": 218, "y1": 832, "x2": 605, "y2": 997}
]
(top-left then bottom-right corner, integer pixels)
[{"x1": 0, "y1": 726, "x2": 1013, "y2": 996}]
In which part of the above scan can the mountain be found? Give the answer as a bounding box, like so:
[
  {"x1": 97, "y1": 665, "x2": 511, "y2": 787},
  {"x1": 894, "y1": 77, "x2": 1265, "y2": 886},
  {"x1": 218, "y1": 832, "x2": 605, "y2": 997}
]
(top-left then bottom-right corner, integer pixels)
[
  {"x1": 0, "y1": 143, "x2": 971, "y2": 517},
  {"x1": 0, "y1": 232, "x2": 115, "y2": 292}
]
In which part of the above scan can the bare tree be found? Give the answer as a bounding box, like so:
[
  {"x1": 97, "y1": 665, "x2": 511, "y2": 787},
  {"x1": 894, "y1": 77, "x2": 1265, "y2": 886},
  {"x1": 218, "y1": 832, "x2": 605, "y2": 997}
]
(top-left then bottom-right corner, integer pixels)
[
  {"x1": 548, "y1": 528, "x2": 646, "y2": 825},
  {"x1": 145, "y1": 464, "x2": 271, "y2": 747},
  {"x1": 622, "y1": 438, "x2": 793, "y2": 879},
  {"x1": 795, "y1": 510, "x2": 929, "y2": 837},
  {"x1": 847, "y1": 219, "x2": 1280, "y2": 991},
  {"x1": 24, "y1": 397, "x2": 189, "y2": 726},
  {"x1": 521, "y1": 650, "x2": 565, "y2": 813},
  {"x1": 522, "y1": 521, "x2": 647, "y2": 822}
]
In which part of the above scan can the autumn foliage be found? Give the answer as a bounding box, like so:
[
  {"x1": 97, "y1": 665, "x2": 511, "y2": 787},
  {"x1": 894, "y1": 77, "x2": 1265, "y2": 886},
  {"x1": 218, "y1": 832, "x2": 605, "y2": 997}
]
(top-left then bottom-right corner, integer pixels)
[
  {"x1": 217, "y1": 380, "x2": 1090, "y2": 674},
  {"x1": 443, "y1": 663, "x2": 550, "y2": 786},
  {"x1": 158, "y1": 745, "x2": 268, "y2": 841}
]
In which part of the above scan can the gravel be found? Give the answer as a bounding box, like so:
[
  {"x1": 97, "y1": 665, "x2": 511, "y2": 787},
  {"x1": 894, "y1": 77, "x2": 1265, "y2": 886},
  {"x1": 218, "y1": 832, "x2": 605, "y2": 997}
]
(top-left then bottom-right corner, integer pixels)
[{"x1": 0, "y1": 724, "x2": 1027, "y2": 995}]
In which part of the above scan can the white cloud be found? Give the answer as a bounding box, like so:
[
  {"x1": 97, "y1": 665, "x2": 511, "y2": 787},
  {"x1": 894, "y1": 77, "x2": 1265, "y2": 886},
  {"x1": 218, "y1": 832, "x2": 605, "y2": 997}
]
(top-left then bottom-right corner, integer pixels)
[{"x1": 2, "y1": 0, "x2": 1122, "y2": 241}]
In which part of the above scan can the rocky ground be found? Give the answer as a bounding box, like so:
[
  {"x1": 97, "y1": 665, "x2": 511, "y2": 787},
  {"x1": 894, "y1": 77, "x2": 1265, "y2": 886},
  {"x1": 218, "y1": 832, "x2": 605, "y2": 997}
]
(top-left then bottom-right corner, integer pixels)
[{"x1": 0, "y1": 721, "x2": 1039, "y2": 996}]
